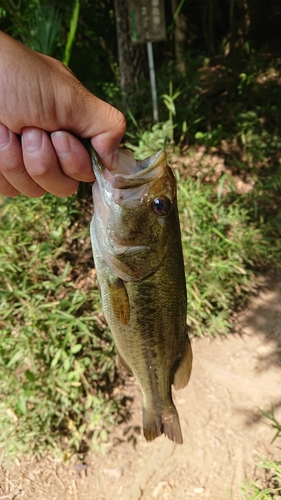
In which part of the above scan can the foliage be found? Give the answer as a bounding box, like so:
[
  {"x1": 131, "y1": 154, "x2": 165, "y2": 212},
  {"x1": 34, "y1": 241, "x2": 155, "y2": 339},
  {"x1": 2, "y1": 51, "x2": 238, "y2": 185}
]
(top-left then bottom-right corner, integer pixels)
[
  {"x1": 0, "y1": 0, "x2": 120, "y2": 104},
  {"x1": 179, "y1": 178, "x2": 262, "y2": 336},
  {"x1": 259, "y1": 409, "x2": 281, "y2": 444},
  {"x1": 125, "y1": 120, "x2": 174, "y2": 159},
  {"x1": 20, "y1": 2, "x2": 62, "y2": 56},
  {"x1": 0, "y1": 0, "x2": 63, "y2": 56},
  {"x1": 63, "y1": 0, "x2": 80, "y2": 66},
  {"x1": 241, "y1": 459, "x2": 281, "y2": 499},
  {"x1": 0, "y1": 194, "x2": 121, "y2": 458},
  {"x1": 240, "y1": 412, "x2": 281, "y2": 499}
]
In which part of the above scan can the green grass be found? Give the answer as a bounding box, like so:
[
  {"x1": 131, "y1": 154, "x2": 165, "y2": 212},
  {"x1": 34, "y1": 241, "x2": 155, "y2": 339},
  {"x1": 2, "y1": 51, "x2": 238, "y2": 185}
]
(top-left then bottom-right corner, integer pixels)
[
  {"x1": 0, "y1": 194, "x2": 119, "y2": 458},
  {"x1": 178, "y1": 172, "x2": 281, "y2": 336},
  {"x1": 241, "y1": 457, "x2": 281, "y2": 499},
  {"x1": 240, "y1": 411, "x2": 281, "y2": 499}
]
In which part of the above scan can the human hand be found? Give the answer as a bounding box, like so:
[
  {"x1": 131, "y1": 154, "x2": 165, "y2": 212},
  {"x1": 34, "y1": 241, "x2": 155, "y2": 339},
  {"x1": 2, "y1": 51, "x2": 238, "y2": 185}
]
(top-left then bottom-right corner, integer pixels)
[{"x1": 0, "y1": 32, "x2": 126, "y2": 197}]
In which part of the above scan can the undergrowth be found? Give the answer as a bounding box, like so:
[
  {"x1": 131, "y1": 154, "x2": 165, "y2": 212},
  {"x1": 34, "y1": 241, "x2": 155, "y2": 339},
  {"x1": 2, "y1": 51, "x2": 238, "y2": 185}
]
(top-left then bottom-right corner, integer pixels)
[
  {"x1": 0, "y1": 195, "x2": 120, "y2": 459},
  {"x1": 178, "y1": 175, "x2": 280, "y2": 336}
]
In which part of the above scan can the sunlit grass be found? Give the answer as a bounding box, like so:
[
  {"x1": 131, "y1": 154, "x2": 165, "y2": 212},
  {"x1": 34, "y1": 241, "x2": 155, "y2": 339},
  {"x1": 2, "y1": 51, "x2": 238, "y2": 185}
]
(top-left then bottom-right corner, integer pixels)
[
  {"x1": 177, "y1": 172, "x2": 281, "y2": 336},
  {"x1": 0, "y1": 194, "x2": 119, "y2": 458},
  {"x1": 241, "y1": 457, "x2": 281, "y2": 499},
  {"x1": 240, "y1": 411, "x2": 281, "y2": 499}
]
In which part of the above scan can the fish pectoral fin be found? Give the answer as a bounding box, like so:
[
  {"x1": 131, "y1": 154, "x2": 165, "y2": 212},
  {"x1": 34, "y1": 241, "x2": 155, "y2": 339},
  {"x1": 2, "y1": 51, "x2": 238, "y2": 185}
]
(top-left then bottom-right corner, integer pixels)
[
  {"x1": 173, "y1": 335, "x2": 193, "y2": 390},
  {"x1": 142, "y1": 405, "x2": 183, "y2": 445},
  {"x1": 116, "y1": 349, "x2": 133, "y2": 375},
  {"x1": 108, "y1": 277, "x2": 130, "y2": 325}
]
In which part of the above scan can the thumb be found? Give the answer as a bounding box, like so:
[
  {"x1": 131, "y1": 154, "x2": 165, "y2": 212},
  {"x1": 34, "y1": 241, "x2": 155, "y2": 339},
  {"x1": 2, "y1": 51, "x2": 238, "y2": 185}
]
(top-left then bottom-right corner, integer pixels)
[{"x1": 65, "y1": 84, "x2": 126, "y2": 170}]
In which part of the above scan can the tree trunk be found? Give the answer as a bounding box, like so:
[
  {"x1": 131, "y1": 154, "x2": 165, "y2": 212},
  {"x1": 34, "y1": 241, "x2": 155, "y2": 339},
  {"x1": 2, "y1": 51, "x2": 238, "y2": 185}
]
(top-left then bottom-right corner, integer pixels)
[
  {"x1": 113, "y1": 0, "x2": 146, "y2": 98},
  {"x1": 226, "y1": 0, "x2": 250, "y2": 70},
  {"x1": 171, "y1": 0, "x2": 188, "y2": 74},
  {"x1": 203, "y1": 0, "x2": 216, "y2": 56}
]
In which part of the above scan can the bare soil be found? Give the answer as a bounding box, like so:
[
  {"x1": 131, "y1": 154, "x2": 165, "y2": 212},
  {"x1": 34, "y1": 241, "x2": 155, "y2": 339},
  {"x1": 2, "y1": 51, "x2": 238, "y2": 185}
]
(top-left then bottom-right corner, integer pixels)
[{"x1": 1, "y1": 275, "x2": 281, "y2": 500}]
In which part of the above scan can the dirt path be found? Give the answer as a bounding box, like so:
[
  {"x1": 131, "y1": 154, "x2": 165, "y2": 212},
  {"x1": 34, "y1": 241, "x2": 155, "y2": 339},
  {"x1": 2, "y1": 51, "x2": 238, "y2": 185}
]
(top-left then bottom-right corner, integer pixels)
[{"x1": 1, "y1": 276, "x2": 281, "y2": 500}]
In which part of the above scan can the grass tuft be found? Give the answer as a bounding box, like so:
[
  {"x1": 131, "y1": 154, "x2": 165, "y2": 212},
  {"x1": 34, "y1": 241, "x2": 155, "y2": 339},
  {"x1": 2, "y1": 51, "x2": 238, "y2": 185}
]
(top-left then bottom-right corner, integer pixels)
[{"x1": 240, "y1": 412, "x2": 281, "y2": 499}]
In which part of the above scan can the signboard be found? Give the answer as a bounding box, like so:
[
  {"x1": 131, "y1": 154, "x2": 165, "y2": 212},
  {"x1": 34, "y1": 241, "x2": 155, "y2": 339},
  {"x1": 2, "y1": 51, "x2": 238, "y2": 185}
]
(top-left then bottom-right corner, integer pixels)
[{"x1": 128, "y1": 0, "x2": 166, "y2": 43}]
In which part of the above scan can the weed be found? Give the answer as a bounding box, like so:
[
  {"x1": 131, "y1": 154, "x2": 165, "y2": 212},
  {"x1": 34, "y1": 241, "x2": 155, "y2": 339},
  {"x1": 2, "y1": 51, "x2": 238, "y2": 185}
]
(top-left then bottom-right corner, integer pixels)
[
  {"x1": 240, "y1": 412, "x2": 281, "y2": 499},
  {"x1": 125, "y1": 120, "x2": 174, "y2": 159},
  {"x1": 177, "y1": 172, "x2": 280, "y2": 336},
  {"x1": 0, "y1": 194, "x2": 119, "y2": 458}
]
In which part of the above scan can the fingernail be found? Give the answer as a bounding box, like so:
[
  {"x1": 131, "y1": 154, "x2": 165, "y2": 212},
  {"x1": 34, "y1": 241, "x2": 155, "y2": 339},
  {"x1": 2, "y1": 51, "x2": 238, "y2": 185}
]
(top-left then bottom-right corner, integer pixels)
[
  {"x1": 23, "y1": 129, "x2": 42, "y2": 152},
  {"x1": 0, "y1": 124, "x2": 10, "y2": 148},
  {"x1": 51, "y1": 132, "x2": 71, "y2": 159}
]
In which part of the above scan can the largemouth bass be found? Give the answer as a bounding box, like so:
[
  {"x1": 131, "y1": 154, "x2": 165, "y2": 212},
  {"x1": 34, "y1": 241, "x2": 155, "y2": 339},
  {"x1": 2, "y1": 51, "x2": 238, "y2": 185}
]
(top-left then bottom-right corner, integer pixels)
[{"x1": 90, "y1": 147, "x2": 192, "y2": 444}]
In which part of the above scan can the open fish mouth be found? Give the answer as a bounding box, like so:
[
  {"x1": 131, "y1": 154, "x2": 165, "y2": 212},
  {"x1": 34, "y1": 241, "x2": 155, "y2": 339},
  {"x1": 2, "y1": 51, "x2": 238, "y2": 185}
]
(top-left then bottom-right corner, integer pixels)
[{"x1": 91, "y1": 147, "x2": 166, "y2": 189}]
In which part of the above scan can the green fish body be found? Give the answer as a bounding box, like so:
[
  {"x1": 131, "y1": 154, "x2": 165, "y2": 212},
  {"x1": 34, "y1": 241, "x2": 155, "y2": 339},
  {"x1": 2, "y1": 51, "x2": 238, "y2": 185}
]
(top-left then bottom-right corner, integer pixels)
[{"x1": 90, "y1": 148, "x2": 192, "y2": 444}]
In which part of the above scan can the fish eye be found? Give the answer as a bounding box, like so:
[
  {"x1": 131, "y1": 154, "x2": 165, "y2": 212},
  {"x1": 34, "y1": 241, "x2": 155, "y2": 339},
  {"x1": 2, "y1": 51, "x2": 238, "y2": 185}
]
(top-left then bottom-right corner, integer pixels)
[{"x1": 151, "y1": 197, "x2": 171, "y2": 216}]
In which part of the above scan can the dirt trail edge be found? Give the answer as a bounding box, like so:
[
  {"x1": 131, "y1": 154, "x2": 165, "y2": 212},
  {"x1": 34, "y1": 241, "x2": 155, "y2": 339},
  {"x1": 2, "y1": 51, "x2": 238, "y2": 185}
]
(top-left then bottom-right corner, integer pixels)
[{"x1": 1, "y1": 275, "x2": 281, "y2": 500}]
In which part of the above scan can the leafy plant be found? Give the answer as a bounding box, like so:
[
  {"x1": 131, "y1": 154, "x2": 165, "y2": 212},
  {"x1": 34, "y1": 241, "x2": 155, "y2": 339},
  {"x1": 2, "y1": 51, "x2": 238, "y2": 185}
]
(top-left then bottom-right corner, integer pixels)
[
  {"x1": 20, "y1": 1, "x2": 62, "y2": 55},
  {"x1": 0, "y1": 194, "x2": 120, "y2": 458},
  {"x1": 125, "y1": 83, "x2": 182, "y2": 157},
  {"x1": 177, "y1": 174, "x2": 280, "y2": 336},
  {"x1": 63, "y1": 0, "x2": 80, "y2": 66},
  {"x1": 125, "y1": 120, "x2": 174, "y2": 159},
  {"x1": 162, "y1": 82, "x2": 181, "y2": 142}
]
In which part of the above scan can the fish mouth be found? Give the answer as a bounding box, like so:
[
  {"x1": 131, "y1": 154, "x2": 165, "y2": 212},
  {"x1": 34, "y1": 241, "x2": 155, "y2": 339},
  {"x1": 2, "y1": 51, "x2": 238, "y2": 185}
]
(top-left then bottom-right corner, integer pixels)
[{"x1": 91, "y1": 147, "x2": 166, "y2": 189}]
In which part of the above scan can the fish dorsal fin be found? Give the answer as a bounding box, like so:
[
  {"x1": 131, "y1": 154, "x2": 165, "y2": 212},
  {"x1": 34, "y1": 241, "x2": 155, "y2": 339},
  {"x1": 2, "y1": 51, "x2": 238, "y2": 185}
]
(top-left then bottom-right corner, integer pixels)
[
  {"x1": 108, "y1": 278, "x2": 130, "y2": 326},
  {"x1": 173, "y1": 336, "x2": 193, "y2": 390}
]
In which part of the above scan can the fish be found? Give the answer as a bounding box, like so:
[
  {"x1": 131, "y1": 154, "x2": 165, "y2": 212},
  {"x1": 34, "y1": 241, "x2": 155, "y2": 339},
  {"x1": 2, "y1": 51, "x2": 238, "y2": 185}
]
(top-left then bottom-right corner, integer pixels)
[{"x1": 89, "y1": 146, "x2": 192, "y2": 444}]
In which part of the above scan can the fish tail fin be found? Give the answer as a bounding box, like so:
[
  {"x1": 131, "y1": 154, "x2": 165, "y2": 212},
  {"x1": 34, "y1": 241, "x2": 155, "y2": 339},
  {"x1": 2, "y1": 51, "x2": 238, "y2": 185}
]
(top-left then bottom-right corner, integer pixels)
[
  {"x1": 142, "y1": 406, "x2": 183, "y2": 445},
  {"x1": 173, "y1": 335, "x2": 193, "y2": 390}
]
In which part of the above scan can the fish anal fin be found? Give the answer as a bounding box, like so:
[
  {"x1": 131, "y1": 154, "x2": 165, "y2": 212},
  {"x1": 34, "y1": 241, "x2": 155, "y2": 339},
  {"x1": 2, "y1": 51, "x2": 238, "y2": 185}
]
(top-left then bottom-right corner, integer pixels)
[
  {"x1": 173, "y1": 336, "x2": 193, "y2": 390},
  {"x1": 108, "y1": 278, "x2": 130, "y2": 325},
  {"x1": 116, "y1": 349, "x2": 133, "y2": 375},
  {"x1": 142, "y1": 406, "x2": 183, "y2": 445}
]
